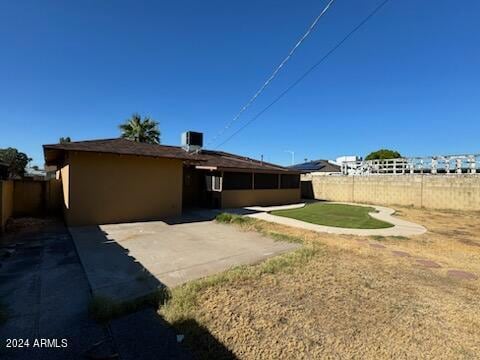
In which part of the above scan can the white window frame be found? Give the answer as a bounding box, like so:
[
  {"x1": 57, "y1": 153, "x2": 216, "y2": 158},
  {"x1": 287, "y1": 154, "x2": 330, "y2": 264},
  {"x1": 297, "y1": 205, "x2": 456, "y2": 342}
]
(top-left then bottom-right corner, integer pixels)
[{"x1": 212, "y1": 175, "x2": 222, "y2": 192}]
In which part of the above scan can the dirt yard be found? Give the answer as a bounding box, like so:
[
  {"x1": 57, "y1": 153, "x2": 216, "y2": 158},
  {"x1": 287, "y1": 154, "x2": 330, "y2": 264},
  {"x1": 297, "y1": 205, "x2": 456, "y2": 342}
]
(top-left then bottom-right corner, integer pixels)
[{"x1": 160, "y1": 207, "x2": 480, "y2": 359}]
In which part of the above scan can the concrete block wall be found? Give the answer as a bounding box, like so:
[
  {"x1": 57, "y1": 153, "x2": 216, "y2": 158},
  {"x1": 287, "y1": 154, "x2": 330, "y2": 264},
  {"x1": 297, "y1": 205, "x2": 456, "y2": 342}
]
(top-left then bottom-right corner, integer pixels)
[{"x1": 308, "y1": 174, "x2": 480, "y2": 211}]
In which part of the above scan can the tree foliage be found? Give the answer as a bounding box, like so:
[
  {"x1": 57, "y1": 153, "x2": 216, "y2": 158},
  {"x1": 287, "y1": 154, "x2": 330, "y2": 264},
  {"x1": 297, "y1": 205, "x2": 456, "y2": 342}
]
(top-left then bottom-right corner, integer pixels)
[
  {"x1": 0, "y1": 148, "x2": 32, "y2": 178},
  {"x1": 365, "y1": 149, "x2": 401, "y2": 161},
  {"x1": 119, "y1": 114, "x2": 160, "y2": 144},
  {"x1": 59, "y1": 136, "x2": 71, "y2": 144}
]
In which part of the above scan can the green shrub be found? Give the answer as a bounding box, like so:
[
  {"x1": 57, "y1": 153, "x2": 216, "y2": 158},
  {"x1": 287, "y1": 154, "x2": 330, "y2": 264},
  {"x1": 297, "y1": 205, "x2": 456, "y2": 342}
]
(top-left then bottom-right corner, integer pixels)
[
  {"x1": 365, "y1": 149, "x2": 401, "y2": 161},
  {"x1": 215, "y1": 213, "x2": 252, "y2": 225}
]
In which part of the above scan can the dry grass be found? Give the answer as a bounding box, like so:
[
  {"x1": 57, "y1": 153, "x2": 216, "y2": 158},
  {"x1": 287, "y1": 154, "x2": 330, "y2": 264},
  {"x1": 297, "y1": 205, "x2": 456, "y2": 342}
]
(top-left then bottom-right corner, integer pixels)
[{"x1": 161, "y1": 207, "x2": 480, "y2": 359}]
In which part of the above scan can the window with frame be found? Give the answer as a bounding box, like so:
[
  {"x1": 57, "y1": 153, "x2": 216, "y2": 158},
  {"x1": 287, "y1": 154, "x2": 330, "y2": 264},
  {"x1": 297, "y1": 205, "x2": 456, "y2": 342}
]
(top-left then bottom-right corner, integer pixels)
[
  {"x1": 254, "y1": 173, "x2": 279, "y2": 189},
  {"x1": 212, "y1": 175, "x2": 222, "y2": 191},
  {"x1": 223, "y1": 172, "x2": 253, "y2": 190},
  {"x1": 280, "y1": 174, "x2": 300, "y2": 189}
]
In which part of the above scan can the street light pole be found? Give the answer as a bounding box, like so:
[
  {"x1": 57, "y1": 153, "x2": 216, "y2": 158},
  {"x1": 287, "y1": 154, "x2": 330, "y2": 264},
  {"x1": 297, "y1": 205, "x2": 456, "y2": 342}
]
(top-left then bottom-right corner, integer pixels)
[{"x1": 285, "y1": 151, "x2": 295, "y2": 166}]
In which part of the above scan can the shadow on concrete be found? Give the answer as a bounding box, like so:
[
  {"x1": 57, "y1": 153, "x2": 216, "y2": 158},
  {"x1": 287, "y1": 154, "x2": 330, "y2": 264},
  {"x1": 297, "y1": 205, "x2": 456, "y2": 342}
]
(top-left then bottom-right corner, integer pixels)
[
  {"x1": 71, "y1": 224, "x2": 237, "y2": 359},
  {"x1": 163, "y1": 209, "x2": 221, "y2": 225},
  {"x1": 163, "y1": 208, "x2": 260, "y2": 225},
  {"x1": 70, "y1": 225, "x2": 166, "y2": 303},
  {"x1": 1, "y1": 218, "x2": 237, "y2": 359}
]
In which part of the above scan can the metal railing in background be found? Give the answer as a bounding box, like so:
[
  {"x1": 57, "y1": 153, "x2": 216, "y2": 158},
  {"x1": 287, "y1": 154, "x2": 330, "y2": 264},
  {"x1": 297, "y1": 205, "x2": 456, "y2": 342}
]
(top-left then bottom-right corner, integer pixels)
[{"x1": 341, "y1": 154, "x2": 480, "y2": 175}]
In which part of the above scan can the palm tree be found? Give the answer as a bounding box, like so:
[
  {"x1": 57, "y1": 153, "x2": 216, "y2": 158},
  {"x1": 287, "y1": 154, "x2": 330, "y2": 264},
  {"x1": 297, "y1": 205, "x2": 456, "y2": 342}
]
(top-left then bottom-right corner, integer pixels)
[{"x1": 119, "y1": 113, "x2": 161, "y2": 144}]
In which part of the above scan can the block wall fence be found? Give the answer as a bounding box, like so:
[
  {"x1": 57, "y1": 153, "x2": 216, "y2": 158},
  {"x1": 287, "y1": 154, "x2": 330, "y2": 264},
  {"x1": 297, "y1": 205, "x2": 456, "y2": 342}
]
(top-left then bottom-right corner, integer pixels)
[
  {"x1": 304, "y1": 174, "x2": 480, "y2": 211},
  {"x1": 0, "y1": 179, "x2": 61, "y2": 232}
]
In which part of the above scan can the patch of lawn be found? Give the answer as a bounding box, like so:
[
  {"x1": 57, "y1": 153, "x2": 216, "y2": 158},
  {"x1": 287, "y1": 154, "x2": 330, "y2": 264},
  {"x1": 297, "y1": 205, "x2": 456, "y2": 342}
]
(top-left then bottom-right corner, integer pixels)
[
  {"x1": 215, "y1": 213, "x2": 253, "y2": 226},
  {"x1": 271, "y1": 203, "x2": 394, "y2": 229},
  {"x1": 216, "y1": 213, "x2": 304, "y2": 244}
]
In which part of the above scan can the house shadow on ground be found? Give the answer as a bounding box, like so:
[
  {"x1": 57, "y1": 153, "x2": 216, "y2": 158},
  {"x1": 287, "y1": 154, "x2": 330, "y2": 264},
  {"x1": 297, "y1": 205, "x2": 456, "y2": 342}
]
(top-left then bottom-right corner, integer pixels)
[
  {"x1": 91, "y1": 225, "x2": 238, "y2": 359},
  {"x1": 0, "y1": 217, "x2": 237, "y2": 360},
  {"x1": 162, "y1": 207, "x2": 261, "y2": 225}
]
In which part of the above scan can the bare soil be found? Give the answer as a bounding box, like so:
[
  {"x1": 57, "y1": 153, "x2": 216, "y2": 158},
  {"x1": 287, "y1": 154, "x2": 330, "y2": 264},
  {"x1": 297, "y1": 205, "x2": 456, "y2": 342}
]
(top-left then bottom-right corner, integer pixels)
[{"x1": 162, "y1": 207, "x2": 480, "y2": 359}]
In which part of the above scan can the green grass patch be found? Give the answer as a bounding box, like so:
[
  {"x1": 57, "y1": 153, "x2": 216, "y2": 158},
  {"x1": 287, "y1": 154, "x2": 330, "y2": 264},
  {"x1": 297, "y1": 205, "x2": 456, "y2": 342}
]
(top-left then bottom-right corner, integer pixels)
[
  {"x1": 215, "y1": 212, "x2": 253, "y2": 226},
  {"x1": 266, "y1": 231, "x2": 304, "y2": 244},
  {"x1": 271, "y1": 203, "x2": 394, "y2": 229},
  {"x1": 88, "y1": 288, "x2": 170, "y2": 324},
  {"x1": 216, "y1": 213, "x2": 304, "y2": 244}
]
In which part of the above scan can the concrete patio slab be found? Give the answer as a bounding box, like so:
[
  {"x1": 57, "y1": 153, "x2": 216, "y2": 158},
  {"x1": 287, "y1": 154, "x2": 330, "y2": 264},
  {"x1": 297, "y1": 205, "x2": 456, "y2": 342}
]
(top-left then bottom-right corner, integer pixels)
[{"x1": 70, "y1": 218, "x2": 299, "y2": 302}]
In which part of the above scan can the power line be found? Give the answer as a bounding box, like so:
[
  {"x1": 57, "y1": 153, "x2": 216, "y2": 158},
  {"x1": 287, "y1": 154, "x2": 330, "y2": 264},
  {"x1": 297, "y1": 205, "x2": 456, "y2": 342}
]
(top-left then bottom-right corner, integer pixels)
[
  {"x1": 215, "y1": 0, "x2": 392, "y2": 149},
  {"x1": 207, "y1": 0, "x2": 336, "y2": 147}
]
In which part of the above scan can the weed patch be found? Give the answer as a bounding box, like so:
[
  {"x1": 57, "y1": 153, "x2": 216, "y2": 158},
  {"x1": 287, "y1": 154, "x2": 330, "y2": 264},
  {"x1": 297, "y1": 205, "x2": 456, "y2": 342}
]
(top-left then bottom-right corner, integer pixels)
[
  {"x1": 161, "y1": 245, "x2": 320, "y2": 323},
  {"x1": 89, "y1": 288, "x2": 170, "y2": 324}
]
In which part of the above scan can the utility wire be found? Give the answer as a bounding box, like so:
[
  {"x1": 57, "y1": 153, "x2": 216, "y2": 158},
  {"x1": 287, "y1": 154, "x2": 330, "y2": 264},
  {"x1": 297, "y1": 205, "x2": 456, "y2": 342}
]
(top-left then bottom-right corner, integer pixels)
[
  {"x1": 215, "y1": 0, "x2": 392, "y2": 149},
  {"x1": 207, "y1": 0, "x2": 336, "y2": 147}
]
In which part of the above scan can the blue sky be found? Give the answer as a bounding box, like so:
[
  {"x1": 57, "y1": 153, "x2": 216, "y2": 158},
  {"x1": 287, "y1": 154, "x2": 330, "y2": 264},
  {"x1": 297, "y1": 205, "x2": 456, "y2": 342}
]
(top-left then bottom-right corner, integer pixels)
[{"x1": 1, "y1": 0, "x2": 479, "y2": 167}]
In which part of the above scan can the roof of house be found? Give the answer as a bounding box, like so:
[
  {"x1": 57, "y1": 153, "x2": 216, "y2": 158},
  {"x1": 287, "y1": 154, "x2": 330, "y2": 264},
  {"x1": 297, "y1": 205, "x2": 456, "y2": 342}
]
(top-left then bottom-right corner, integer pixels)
[
  {"x1": 44, "y1": 138, "x2": 194, "y2": 163},
  {"x1": 289, "y1": 159, "x2": 341, "y2": 173},
  {"x1": 43, "y1": 138, "x2": 297, "y2": 173},
  {"x1": 187, "y1": 149, "x2": 292, "y2": 172}
]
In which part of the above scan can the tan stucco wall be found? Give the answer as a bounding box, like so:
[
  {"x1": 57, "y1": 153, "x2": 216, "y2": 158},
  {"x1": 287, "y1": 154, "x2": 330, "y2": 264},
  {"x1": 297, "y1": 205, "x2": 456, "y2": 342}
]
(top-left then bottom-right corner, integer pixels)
[
  {"x1": 309, "y1": 174, "x2": 480, "y2": 211},
  {"x1": 0, "y1": 180, "x2": 14, "y2": 231},
  {"x1": 64, "y1": 152, "x2": 183, "y2": 226},
  {"x1": 221, "y1": 188, "x2": 301, "y2": 208}
]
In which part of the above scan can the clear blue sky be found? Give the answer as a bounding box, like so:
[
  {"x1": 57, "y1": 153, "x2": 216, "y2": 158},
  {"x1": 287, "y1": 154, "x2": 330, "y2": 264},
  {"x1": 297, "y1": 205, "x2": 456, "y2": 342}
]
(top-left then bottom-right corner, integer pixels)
[{"x1": 1, "y1": 0, "x2": 479, "y2": 167}]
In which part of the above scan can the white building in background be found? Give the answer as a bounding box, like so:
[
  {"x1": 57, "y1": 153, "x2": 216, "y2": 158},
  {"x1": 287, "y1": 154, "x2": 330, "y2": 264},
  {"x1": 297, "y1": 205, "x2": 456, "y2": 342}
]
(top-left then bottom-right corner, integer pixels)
[
  {"x1": 335, "y1": 155, "x2": 361, "y2": 165},
  {"x1": 334, "y1": 155, "x2": 361, "y2": 175}
]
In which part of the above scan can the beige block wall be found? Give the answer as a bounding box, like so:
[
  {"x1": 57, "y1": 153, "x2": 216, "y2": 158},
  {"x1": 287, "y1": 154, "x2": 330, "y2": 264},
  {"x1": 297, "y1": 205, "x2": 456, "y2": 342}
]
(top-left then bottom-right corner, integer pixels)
[
  {"x1": 0, "y1": 180, "x2": 14, "y2": 231},
  {"x1": 64, "y1": 152, "x2": 183, "y2": 226},
  {"x1": 222, "y1": 188, "x2": 301, "y2": 208},
  {"x1": 352, "y1": 176, "x2": 423, "y2": 207},
  {"x1": 309, "y1": 174, "x2": 480, "y2": 211},
  {"x1": 421, "y1": 176, "x2": 480, "y2": 211}
]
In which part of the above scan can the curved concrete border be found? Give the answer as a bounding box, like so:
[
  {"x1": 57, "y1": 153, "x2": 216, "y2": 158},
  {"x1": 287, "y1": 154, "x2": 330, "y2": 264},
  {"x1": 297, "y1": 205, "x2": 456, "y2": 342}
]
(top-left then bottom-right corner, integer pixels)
[{"x1": 244, "y1": 202, "x2": 427, "y2": 237}]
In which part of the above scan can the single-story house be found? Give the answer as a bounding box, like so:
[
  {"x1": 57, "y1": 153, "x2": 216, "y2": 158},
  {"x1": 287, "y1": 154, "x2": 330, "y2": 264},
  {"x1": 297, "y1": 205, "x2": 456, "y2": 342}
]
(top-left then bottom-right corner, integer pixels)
[
  {"x1": 44, "y1": 135, "x2": 301, "y2": 226},
  {"x1": 289, "y1": 159, "x2": 341, "y2": 175}
]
